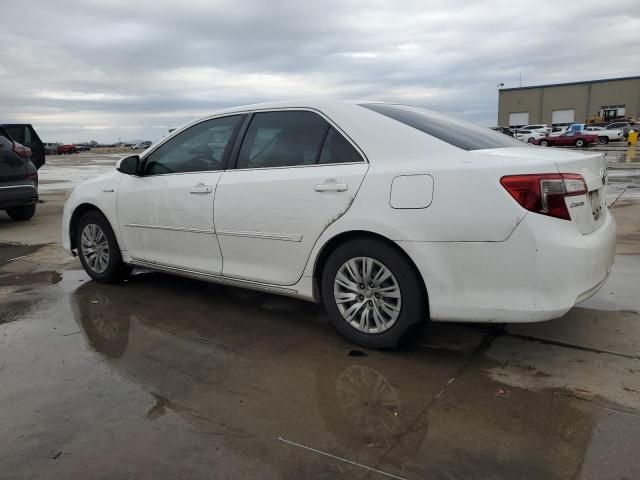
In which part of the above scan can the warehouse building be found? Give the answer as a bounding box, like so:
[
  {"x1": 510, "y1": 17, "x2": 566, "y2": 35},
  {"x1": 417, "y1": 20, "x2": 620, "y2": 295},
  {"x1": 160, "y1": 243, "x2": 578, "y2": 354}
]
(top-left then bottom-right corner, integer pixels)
[{"x1": 498, "y1": 75, "x2": 640, "y2": 128}]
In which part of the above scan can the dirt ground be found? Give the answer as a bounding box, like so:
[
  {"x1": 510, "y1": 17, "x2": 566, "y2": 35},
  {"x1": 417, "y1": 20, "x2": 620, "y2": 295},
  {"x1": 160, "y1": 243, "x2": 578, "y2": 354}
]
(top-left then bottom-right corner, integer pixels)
[{"x1": 1, "y1": 156, "x2": 639, "y2": 480}]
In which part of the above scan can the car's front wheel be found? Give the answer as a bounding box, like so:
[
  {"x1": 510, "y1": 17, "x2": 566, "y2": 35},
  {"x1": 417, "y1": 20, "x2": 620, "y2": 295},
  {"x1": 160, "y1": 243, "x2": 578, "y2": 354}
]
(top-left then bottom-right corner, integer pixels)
[
  {"x1": 76, "y1": 211, "x2": 131, "y2": 283},
  {"x1": 6, "y1": 204, "x2": 36, "y2": 221},
  {"x1": 321, "y1": 238, "x2": 427, "y2": 349}
]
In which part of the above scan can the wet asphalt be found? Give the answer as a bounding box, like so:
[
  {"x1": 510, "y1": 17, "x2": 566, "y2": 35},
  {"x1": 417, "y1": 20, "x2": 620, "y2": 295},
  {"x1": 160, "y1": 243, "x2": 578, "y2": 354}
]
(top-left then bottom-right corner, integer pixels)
[{"x1": 1, "y1": 152, "x2": 640, "y2": 479}]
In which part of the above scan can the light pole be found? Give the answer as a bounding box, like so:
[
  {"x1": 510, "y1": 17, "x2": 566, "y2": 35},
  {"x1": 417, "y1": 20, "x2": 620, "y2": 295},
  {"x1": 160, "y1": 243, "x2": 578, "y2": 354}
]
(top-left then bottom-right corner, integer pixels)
[{"x1": 496, "y1": 83, "x2": 504, "y2": 126}]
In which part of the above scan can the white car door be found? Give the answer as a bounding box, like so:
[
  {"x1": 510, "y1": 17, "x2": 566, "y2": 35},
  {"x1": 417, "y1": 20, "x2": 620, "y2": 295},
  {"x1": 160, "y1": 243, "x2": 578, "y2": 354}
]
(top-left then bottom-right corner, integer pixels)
[
  {"x1": 117, "y1": 114, "x2": 245, "y2": 273},
  {"x1": 214, "y1": 110, "x2": 368, "y2": 286}
]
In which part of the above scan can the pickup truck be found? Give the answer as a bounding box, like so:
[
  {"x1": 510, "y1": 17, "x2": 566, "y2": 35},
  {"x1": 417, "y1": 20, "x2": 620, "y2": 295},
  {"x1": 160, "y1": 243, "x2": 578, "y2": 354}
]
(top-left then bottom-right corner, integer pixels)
[
  {"x1": 584, "y1": 126, "x2": 624, "y2": 144},
  {"x1": 57, "y1": 144, "x2": 78, "y2": 154},
  {"x1": 567, "y1": 123, "x2": 623, "y2": 144}
]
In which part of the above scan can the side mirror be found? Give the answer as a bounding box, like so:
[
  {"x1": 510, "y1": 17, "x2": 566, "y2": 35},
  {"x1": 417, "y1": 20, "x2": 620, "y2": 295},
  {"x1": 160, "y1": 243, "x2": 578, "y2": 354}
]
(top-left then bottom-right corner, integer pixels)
[{"x1": 116, "y1": 155, "x2": 141, "y2": 175}]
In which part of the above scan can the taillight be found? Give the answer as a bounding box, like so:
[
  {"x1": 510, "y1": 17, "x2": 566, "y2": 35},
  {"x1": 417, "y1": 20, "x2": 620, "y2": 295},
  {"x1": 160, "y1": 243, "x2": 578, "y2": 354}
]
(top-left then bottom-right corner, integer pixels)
[
  {"x1": 500, "y1": 173, "x2": 587, "y2": 221},
  {"x1": 12, "y1": 142, "x2": 31, "y2": 159}
]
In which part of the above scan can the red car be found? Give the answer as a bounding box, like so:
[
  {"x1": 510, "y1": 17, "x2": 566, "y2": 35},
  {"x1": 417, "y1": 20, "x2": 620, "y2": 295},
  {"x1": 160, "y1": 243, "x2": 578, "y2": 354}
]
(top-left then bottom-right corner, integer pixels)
[
  {"x1": 57, "y1": 144, "x2": 77, "y2": 154},
  {"x1": 533, "y1": 130, "x2": 597, "y2": 148}
]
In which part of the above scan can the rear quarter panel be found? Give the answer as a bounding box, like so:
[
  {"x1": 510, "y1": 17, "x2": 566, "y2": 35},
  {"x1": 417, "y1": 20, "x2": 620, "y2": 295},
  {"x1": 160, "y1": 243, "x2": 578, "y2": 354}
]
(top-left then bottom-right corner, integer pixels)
[{"x1": 299, "y1": 107, "x2": 553, "y2": 280}]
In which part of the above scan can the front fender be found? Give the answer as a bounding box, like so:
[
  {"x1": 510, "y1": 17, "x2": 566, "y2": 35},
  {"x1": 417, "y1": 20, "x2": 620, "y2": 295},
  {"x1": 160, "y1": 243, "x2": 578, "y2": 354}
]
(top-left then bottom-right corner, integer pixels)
[{"x1": 62, "y1": 171, "x2": 124, "y2": 255}]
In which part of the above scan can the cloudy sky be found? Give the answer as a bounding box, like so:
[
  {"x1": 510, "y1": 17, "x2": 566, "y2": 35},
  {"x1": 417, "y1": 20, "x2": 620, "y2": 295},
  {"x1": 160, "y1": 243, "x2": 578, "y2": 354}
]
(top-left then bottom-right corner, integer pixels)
[{"x1": 2, "y1": 0, "x2": 639, "y2": 143}]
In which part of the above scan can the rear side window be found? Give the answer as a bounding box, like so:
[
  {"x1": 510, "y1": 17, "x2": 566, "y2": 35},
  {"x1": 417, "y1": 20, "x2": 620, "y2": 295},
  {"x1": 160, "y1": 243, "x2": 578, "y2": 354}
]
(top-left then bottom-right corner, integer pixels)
[
  {"x1": 318, "y1": 127, "x2": 362, "y2": 164},
  {"x1": 237, "y1": 111, "x2": 328, "y2": 169},
  {"x1": 361, "y1": 104, "x2": 522, "y2": 151},
  {"x1": 5, "y1": 126, "x2": 24, "y2": 144},
  {"x1": 0, "y1": 127, "x2": 11, "y2": 142}
]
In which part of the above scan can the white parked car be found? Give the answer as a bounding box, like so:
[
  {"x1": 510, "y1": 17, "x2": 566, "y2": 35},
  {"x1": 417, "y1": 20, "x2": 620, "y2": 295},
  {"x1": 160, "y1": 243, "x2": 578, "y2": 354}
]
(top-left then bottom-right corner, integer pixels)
[
  {"x1": 583, "y1": 126, "x2": 623, "y2": 144},
  {"x1": 62, "y1": 101, "x2": 616, "y2": 348},
  {"x1": 514, "y1": 130, "x2": 547, "y2": 143},
  {"x1": 131, "y1": 141, "x2": 153, "y2": 150},
  {"x1": 517, "y1": 124, "x2": 551, "y2": 134},
  {"x1": 548, "y1": 127, "x2": 568, "y2": 137}
]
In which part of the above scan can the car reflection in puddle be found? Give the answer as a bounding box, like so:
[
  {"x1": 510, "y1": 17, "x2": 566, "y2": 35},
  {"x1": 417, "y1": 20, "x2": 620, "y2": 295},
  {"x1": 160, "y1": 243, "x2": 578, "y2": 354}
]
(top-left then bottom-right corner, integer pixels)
[
  {"x1": 67, "y1": 272, "x2": 607, "y2": 479},
  {"x1": 69, "y1": 273, "x2": 438, "y2": 469}
]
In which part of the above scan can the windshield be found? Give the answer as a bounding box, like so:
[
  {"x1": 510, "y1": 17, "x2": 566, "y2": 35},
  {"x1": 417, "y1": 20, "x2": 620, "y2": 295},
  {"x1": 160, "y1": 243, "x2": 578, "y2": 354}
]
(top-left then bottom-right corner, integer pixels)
[{"x1": 361, "y1": 103, "x2": 523, "y2": 151}]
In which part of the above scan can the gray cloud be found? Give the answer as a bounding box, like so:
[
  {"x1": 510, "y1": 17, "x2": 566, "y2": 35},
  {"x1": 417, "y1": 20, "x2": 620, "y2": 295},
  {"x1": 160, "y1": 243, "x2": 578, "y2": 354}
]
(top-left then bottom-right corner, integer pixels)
[{"x1": 1, "y1": 0, "x2": 639, "y2": 142}]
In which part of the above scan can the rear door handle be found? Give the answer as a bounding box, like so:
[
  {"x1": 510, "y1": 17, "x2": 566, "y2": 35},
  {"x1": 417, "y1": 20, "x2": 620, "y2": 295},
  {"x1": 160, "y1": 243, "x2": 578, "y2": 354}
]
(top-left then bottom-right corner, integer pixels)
[
  {"x1": 315, "y1": 183, "x2": 348, "y2": 192},
  {"x1": 190, "y1": 184, "x2": 212, "y2": 194}
]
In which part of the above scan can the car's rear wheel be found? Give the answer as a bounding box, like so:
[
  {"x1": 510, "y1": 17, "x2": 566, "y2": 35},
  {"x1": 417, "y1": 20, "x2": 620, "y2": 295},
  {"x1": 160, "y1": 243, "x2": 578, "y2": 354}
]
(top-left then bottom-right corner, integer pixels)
[
  {"x1": 6, "y1": 204, "x2": 36, "y2": 221},
  {"x1": 598, "y1": 136, "x2": 608, "y2": 145},
  {"x1": 540, "y1": 140, "x2": 549, "y2": 147},
  {"x1": 575, "y1": 139, "x2": 586, "y2": 147},
  {"x1": 321, "y1": 238, "x2": 427, "y2": 349},
  {"x1": 76, "y1": 211, "x2": 131, "y2": 283}
]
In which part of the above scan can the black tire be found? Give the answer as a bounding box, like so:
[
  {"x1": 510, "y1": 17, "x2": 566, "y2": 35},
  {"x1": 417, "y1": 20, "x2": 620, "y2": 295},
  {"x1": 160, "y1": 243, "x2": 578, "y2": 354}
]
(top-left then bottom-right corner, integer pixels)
[
  {"x1": 540, "y1": 140, "x2": 549, "y2": 147},
  {"x1": 6, "y1": 204, "x2": 36, "y2": 221},
  {"x1": 598, "y1": 136, "x2": 608, "y2": 145},
  {"x1": 76, "y1": 210, "x2": 131, "y2": 283},
  {"x1": 527, "y1": 137, "x2": 535, "y2": 143},
  {"x1": 575, "y1": 139, "x2": 585, "y2": 147},
  {"x1": 321, "y1": 238, "x2": 427, "y2": 349}
]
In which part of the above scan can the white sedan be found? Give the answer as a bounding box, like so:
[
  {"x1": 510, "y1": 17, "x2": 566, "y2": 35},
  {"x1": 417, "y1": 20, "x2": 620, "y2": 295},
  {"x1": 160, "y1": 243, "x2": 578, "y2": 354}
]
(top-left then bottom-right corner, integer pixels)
[
  {"x1": 62, "y1": 101, "x2": 616, "y2": 348},
  {"x1": 514, "y1": 130, "x2": 547, "y2": 143}
]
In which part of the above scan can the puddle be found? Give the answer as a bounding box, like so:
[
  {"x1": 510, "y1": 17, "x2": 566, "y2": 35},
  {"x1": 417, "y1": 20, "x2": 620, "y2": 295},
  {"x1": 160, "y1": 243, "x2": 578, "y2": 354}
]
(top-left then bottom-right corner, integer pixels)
[
  {"x1": 605, "y1": 147, "x2": 639, "y2": 164},
  {"x1": 0, "y1": 300, "x2": 34, "y2": 324},
  {"x1": 3, "y1": 264, "x2": 640, "y2": 479},
  {"x1": 0, "y1": 244, "x2": 42, "y2": 266},
  {"x1": 0, "y1": 270, "x2": 62, "y2": 287},
  {"x1": 348, "y1": 349, "x2": 368, "y2": 357}
]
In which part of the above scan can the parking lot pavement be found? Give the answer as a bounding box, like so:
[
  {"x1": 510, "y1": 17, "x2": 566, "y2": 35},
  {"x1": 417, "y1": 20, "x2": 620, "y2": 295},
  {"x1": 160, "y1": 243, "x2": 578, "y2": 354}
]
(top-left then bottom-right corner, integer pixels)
[{"x1": 1, "y1": 157, "x2": 639, "y2": 479}]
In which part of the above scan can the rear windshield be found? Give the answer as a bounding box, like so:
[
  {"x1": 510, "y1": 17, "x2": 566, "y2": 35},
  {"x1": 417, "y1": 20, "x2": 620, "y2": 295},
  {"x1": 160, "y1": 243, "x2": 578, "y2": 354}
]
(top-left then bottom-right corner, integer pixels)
[{"x1": 361, "y1": 103, "x2": 522, "y2": 151}]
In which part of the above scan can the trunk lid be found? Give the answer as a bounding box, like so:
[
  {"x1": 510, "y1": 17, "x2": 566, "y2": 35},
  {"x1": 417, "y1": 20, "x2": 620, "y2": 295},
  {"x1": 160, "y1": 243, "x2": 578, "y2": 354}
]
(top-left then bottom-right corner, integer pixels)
[{"x1": 477, "y1": 147, "x2": 607, "y2": 234}]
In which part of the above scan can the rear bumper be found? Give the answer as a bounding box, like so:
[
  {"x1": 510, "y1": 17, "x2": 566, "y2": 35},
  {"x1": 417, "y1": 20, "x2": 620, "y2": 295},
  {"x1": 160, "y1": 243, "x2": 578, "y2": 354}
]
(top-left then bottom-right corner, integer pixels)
[
  {"x1": 398, "y1": 209, "x2": 616, "y2": 323},
  {"x1": 0, "y1": 185, "x2": 38, "y2": 209}
]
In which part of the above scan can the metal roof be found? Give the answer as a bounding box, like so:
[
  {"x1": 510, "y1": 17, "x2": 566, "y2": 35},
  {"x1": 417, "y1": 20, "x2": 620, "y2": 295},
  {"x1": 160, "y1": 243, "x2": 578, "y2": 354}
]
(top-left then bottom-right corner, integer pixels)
[{"x1": 500, "y1": 75, "x2": 640, "y2": 92}]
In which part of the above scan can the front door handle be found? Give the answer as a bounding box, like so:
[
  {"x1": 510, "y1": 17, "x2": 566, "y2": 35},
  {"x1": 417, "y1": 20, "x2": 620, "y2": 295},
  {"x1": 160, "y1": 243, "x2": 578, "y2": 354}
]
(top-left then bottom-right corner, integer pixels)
[
  {"x1": 190, "y1": 184, "x2": 212, "y2": 194},
  {"x1": 315, "y1": 183, "x2": 348, "y2": 192}
]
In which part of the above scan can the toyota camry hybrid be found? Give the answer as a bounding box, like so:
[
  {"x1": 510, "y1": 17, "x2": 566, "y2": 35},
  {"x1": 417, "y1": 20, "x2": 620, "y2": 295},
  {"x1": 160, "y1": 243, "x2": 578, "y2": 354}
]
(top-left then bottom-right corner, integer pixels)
[{"x1": 62, "y1": 101, "x2": 616, "y2": 348}]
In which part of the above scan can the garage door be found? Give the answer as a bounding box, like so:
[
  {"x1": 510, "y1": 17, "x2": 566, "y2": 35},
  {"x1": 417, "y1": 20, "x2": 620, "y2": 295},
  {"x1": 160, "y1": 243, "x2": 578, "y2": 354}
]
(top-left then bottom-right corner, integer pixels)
[
  {"x1": 552, "y1": 109, "x2": 575, "y2": 125},
  {"x1": 508, "y1": 112, "x2": 529, "y2": 127}
]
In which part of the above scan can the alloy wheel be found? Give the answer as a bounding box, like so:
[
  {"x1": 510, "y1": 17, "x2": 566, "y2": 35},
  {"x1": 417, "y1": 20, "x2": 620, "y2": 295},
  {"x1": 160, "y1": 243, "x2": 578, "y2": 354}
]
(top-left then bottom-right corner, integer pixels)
[
  {"x1": 80, "y1": 223, "x2": 110, "y2": 274},
  {"x1": 333, "y1": 257, "x2": 402, "y2": 334}
]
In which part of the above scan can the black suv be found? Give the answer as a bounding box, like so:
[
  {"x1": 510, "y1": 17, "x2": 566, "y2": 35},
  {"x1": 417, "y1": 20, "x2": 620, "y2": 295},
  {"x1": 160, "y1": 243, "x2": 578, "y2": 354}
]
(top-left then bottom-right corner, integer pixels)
[
  {"x1": 1, "y1": 124, "x2": 45, "y2": 169},
  {"x1": 0, "y1": 126, "x2": 39, "y2": 221}
]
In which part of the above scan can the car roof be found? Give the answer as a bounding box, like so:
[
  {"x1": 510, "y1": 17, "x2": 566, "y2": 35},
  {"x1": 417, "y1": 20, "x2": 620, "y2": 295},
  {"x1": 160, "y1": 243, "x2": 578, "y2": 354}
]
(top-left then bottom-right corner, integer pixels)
[{"x1": 199, "y1": 99, "x2": 362, "y2": 117}]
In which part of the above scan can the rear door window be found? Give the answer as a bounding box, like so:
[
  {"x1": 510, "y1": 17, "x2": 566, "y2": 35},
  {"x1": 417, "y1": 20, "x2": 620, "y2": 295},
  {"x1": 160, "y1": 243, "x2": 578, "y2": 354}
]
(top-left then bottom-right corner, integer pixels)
[
  {"x1": 236, "y1": 111, "x2": 328, "y2": 169},
  {"x1": 361, "y1": 104, "x2": 522, "y2": 151}
]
